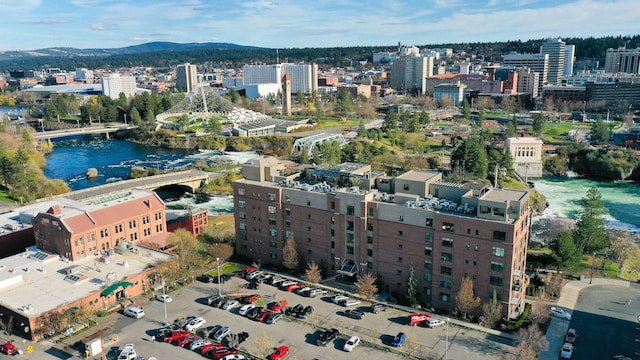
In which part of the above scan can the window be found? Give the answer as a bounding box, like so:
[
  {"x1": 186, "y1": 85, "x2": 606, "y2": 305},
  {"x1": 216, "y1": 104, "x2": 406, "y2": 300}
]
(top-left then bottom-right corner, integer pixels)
[
  {"x1": 424, "y1": 287, "x2": 432, "y2": 296},
  {"x1": 239, "y1": 222, "x2": 246, "y2": 230},
  {"x1": 285, "y1": 220, "x2": 291, "y2": 227},
  {"x1": 424, "y1": 273, "x2": 432, "y2": 282},
  {"x1": 347, "y1": 205, "x2": 355, "y2": 215},
  {"x1": 307, "y1": 226, "x2": 312, "y2": 231},
  {"x1": 489, "y1": 290, "x2": 502, "y2": 302},
  {"x1": 100, "y1": 229, "x2": 109, "y2": 238},
  {"x1": 269, "y1": 229, "x2": 277, "y2": 237},
  {"x1": 270, "y1": 251, "x2": 277, "y2": 259},
  {"x1": 441, "y1": 252, "x2": 452, "y2": 262},
  {"x1": 238, "y1": 188, "x2": 245, "y2": 195},
  {"x1": 307, "y1": 214, "x2": 312, "y2": 219},
  {"x1": 491, "y1": 261, "x2": 504, "y2": 272},
  {"x1": 425, "y1": 233, "x2": 433, "y2": 243},
  {"x1": 425, "y1": 246, "x2": 433, "y2": 256},
  {"x1": 331, "y1": 201, "x2": 335, "y2": 210},
  {"x1": 268, "y1": 193, "x2": 276, "y2": 201},
  {"x1": 424, "y1": 260, "x2": 432, "y2": 270},
  {"x1": 239, "y1": 233, "x2": 247, "y2": 241},
  {"x1": 398, "y1": 244, "x2": 403, "y2": 250},
  {"x1": 367, "y1": 236, "x2": 373, "y2": 244},
  {"x1": 307, "y1": 237, "x2": 312, "y2": 243},
  {"x1": 114, "y1": 224, "x2": 123, "y2": 233},
  {"x1": 129, "y1": 220, "x2": 137, "y2": 229},
  {"x1": 397, "y1": 257, "x2": 403, "y2": 263},
  {"x1": 307, "y1": 201, "x2": 311, "y2": 206},
  {"x1": 269, "y1": 240, "x2": 278, "y2": 248},
  {"x1": 398, "y1": 230, "x2": 403, "y2": 236},
  {"x1": 331, "y1": 216, "x2": 335, "y2": 224},
  {"x1": 331, "y1": 241, "x2": 335, "y2": 249},
  {"x1": 285, "y1": 231, "x2": 292, "y2": 239},
  {"x1": 440, "y1": 266, "x2": 452, "y2": 275},
  {"x1": 346, "y1": 233, "x2": 355, "y2": 243},
  {"x1": 368, "y1": 207, "x2": 374, "y2": 216},
  {"x1": 285, "y1": 208, "x2": 291, "y2": 216},
  {"x1": 367, "y1": 249, "x2": 373, "y2": 256},
  {"x1": 142, "y1": 215, "x2": 150, "y2": 225},
  {"x1": 239, "y1": 212, "x2": 247, "y2": 219},
  {"x1": 440, "y1": 293, "x2": 450, "y2": 302},
  {"x1": 285, "y1": 196, "x2": 291, "y2": 203},
  {"x1": 367, "y1": 223, "x2": 373, "y2": 231},
  {"x1": 155, "y1": 212, "x2": 163, "y2": 220},
  {"x1": 130, "y1": 233, "x2": 138, "y2": 241},
  {"x1": 442, "y1": 237, "x2": 453, "y2": 247},
  {"x1": 425, "y1": 218, "x2": 433, "y2": 227},
  {"x1": 492, "y1": 247, "x2": 505, "y2": 257},
  {"x1": 269, "y1": 218, "x2": 276, "y2": 226},
  {"x1": 397, "y1": 270, "x2": 402, "y2": 275},
  {"x1": 239, "y1": 201, "x2": 246, "y2": 208},
  {"x1": 347, "y1": 221, "x2": 354, "y2": 231},
  {"x1": 346, "y1": 245, "x2": 354, "y2": 255},
  {"x1": 493, "y1": 230, "x2": 506, "y2": 241},
  {"x1": 440, "y1": 277, "x2": 452, "y2": 288},
  {"x1": 490, "y1": 276, "x2": 503, "y2": 286},
  {"x1": 403, "y1": 184, "x2": 409, "y2": 190},
  {"x1": 442, "y1": 222, "x2": 454, "y2": 232},
  {"x1": 330, "y1": 229, "x2": 335, "y2": 236},
  {"x1": 268, "y1": 206, "x2": 276, "y2": 214}
]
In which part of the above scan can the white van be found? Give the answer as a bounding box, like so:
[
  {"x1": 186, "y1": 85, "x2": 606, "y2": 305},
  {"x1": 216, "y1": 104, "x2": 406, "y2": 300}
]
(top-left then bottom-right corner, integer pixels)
[
  {"x1": 117, "y1": 344, "x2": 137, "y2": 360},
  {"x1": 339, "y1": 299, "x2": 362, "y2": 307},
  {"x1": 123, "y1": 306, "x2": 145, "y2": 318}
]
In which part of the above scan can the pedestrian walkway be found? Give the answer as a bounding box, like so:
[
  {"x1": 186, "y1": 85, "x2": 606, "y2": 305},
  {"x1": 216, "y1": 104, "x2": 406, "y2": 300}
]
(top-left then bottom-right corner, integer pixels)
[{"x1": 539, "y1": 277, "x2": 631, "y2": 360}]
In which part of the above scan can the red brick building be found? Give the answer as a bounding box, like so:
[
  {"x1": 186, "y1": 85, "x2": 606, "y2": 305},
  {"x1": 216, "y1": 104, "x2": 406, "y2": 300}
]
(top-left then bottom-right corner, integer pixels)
[
  {"x1": 233, "y1": 157, "x2": 531, "y2": 319},
  {"x1": 167, "y1": 208, "x2": 209, "y2": 237}
]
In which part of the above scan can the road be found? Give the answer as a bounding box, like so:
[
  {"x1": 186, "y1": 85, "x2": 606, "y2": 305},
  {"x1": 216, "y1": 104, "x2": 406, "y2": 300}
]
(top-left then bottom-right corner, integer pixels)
[{"x1": 569, "y1": 285, "x2": 640, "y2": 359}]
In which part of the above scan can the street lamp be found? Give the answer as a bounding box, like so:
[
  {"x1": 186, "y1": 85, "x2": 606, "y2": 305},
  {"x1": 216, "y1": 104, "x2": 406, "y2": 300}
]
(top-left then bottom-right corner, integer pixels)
[
  {"x1": 216, "y1": 258, "x2": 222, "y2": 297},
  {"x1": 161, "y1": 281, "x2": 168, "y2": 325},
  {"x1": 445, "y1": 317, "x2": 450, "y2": 360},
  {"x1": 590, "y1": 252, "x2": 595, "y2": 284}
]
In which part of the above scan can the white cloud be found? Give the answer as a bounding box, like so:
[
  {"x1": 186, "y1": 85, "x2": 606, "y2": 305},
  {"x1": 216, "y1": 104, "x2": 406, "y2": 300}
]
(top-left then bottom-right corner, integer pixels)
[{"x1": 0, "y1": 0, "x2": 41, "y2": 12}]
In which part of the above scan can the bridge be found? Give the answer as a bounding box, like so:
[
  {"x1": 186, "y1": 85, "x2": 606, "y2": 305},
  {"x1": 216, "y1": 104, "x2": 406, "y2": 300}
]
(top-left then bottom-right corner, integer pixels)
[
  {"x1": 47, "y1": 170, "x2": 224, "y2": 202},
  {"x1": 33, "y1": 123, "x2": 136, "y2": 141}
]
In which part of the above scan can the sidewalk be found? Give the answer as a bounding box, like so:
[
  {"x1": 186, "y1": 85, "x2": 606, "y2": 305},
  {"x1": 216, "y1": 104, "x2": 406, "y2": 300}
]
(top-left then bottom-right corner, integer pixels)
[{"x1": 538, "y1": 277, "x2": 631, "y2": 360}]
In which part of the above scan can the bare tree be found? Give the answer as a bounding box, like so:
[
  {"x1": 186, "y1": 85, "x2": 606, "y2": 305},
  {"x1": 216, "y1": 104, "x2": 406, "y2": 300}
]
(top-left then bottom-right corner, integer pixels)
[
  {"x1": 355, "y1": 273, "x2": 378, "y2": 300},
  {"x1": 607, "y1": 229, "x2": 638, "y2": 266},
  {"x1": 282, "y1": 234, "x2": 299, "y2": 270},
  {"x1": 481, "y1": 290, "x2": 503, "y2": 328},
  {"x1": 544, "y1": 273, "x2": 563, "y2": 299},
  {"x1": 305, "y1": 261, "x2": 322, "y2": 284},
  {"x1": 207, "y1": 243, "x2": 234, "y2": 264},
  {"x1": 505, "y1": 324, "x2": 549, "y2": 360},
  {"x1": 528, "y1": 301, "x2": 551, "y2": 325},
  {"x1": 475, "y1": 96, "x2": 496, "y2": 111},
  {"x1": 253, "y1": 331, "x2": 274, "y2": 358},
  {"x1": 438, "y1": 94, "x2": 454, "y2": 108},
  {"x1": 455, "y1": 276, "x2": 481, "y2": 318}
]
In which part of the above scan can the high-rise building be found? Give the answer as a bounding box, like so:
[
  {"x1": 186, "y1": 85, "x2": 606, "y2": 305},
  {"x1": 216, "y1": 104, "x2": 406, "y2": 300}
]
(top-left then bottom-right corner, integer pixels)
[
  {"x1": 176, "y1": 63, "x2": 198, "y2": 93},
  {"x1": 101, "y1": 74, "x2": 137, "y2": 99},
  {"x1": 242, "y1": 63, "x2": 318, "y2": 94},
  {"x1": 516, "y1": 68, "x2": 540, "y2": 98},
  {"x1": 604, "y1": 47, "x2": 640, "y2": 74},
  {"x1": 389, "y1": 54, "x2": 434, "y2": 94},
  {"x1": 233, "y1": 157, "x2": 531, "y2": 319},
  {"x1": 503, "y1": 53, "x2": 548, "y2": 96},
  {"x1": 540, "y1": 38, "x2": 568, "y2": 86},
  {"x1": 282, "y1": 74, "x2": 291, "y2": 116},
  {"x1": 564, "y1": 45, "x2": 575, "y2": 76}
]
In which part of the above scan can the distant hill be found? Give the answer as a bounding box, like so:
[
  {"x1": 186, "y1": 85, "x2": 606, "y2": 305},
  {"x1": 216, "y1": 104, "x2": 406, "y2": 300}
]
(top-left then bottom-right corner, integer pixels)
[{"x1": 0, "y1": 41, "x2": 261, "y2": 61}]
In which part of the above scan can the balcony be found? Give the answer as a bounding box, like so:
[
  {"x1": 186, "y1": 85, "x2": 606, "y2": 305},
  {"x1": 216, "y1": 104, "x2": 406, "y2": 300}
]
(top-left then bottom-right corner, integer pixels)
[
  {"x1": 512, "y1": 281, "x2": 522, "y2": 291},
  {"x1": 512, "y1": 269, "x2": 523, "y2": 278}
]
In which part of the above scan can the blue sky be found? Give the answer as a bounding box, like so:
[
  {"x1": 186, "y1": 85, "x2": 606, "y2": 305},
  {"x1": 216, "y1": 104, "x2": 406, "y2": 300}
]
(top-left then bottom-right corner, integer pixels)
[{"x1": 0, "y1": 0, "x2": 636, "y2": 51}]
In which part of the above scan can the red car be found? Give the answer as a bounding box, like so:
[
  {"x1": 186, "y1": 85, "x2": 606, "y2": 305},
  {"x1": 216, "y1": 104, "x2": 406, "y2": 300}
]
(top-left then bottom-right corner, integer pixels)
[
  {"x1": 268, "y1": 300, "x2": 288, "y2": 312},
  {"x1": 202, "y1": 342, "x2": 224, "y2": 355},
  {"x1": 212, "y1": 347, "x2": 238, "y2": 359},
  {"x1": 177, "y1": 335, "x2": 199, "y2": 347},
  {"x1": 270, "y1": 345, "x2": 289, "y2": 360},
  {"x1": 408, "y1": 313, "x2": 431, "y2": 326},
  {"x1": 255, "y1": 310, "x2": 273, "y2": 322},
  {"x1": 0, "y1": 342, "x2": 17, "y2": 355},
  {"x1": 285, "y1": 284, "x2": 302, "y2": 292},
  {"x1": 163, "y1": 330, "x2": 190, "y2": 343}
]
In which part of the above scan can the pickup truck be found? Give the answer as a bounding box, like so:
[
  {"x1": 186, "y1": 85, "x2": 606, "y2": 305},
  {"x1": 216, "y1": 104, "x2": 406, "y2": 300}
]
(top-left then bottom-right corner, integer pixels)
[{"x1": 317, "y1": 328, "x2": 339, "y2": 346}]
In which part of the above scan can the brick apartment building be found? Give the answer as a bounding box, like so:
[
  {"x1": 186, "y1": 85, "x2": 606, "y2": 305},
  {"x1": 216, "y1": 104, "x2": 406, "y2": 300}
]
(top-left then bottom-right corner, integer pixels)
[{"x1": 233, "y1": 157, "x2": 531, "y2": 319}]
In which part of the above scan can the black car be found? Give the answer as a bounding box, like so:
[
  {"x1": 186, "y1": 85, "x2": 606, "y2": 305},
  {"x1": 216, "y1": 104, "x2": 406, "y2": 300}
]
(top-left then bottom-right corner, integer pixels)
[
  {"x1": 246, "y1": 307, "x2": 264, "y2": 319},
  {"x1": 237, "y1": 331, "x2": 249, "y2": 344},
  {"x1": 317, "y1": 328, "x2": 339, "y2": 346},
  {"x1": 196, "y1": 274, "x2": 215, "y2": 283},
  {"x1": 155, "y1": 326, "x2": 173, "y2": 339},
  {"x1": 297, "y1": 305, "x2": 314, "y2": 319},
  {"x1": 202, "y1": 325, "x2": 222, "y2": 339},
  {"x1": 211, "y1": 297, "x2": 227, "y2": 308},
  {"x1": 285, "y1": 304, "x2": 304, "y2": 316},
  {"x1": 370, "y1": 303, "x2": 388, "y2": 314},
  {"x1": 342, "y1": 309, "x2": 364, "y2": 320},
  {"x1": 247, "y1": 281, "x2": 260, "y2": 290}
]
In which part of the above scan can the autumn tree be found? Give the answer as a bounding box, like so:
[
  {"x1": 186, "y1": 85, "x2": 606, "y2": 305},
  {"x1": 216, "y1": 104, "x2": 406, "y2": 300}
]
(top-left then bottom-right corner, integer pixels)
[
  {"x1": 355, "y1": 272, "x2": 377, "y2": 300},
  {"x1": 481, "y1": 290, "x2": 503, "y2": 328},
  {"x1": 506, "y1": 324, "x2": 549, "y2": 360},
  {"x1": 527, "y1": 302, "x2": 551, "y2": 325},
  {"x1": 170, "y1": 229, "x2": 207, "y2": 277},
  {"x1": 207, "y1": 243, "x2": 234, "y2": 264},
  {"x1": 282, "y1": 234, "x2": 299, "y2": 270},
  {"x1": 305, "y1": 261, "x2": 322, "y2": 284},
  {"x1": 406, "y1": 265, "x2": 418, "y2": 307},
  {"x1": 254, "y1": 332, "x2": 274, "y2": 358},
  {"x1": 455, "y1": 276, "x2": 481, "y2": 318}
]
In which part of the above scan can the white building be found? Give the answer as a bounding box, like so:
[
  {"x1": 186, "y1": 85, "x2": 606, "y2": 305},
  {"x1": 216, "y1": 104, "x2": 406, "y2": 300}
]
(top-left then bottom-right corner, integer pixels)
[
  {"x1": 540, "y1": 38, "x2": 569, "y2": 86},
  {"x1": 564, "y1": 45, "x2": 575, "y2": 76},
  {"x1": 242, "y1": 63, "x2": 318, "y2": 94},
  {"x1": 176, "y1": 63, "x2": 198, "y2": 93},
  {"x1": 506, "y1": 137, "x2": 543, "y2": 178},
  {"x1": 605, "y1": 47, "x2": 640, "y2": 74},
  {"x1": 75, "y1": 68, "x2": 93, "y2": 80},
  {"x1": 101, "y1": 74, "x2": 136, "y2": 99}
]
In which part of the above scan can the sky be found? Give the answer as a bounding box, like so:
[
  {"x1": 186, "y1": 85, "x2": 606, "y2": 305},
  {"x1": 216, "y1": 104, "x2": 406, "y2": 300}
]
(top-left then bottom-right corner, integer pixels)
[{"x1": 0, "y1": 0, "x2": 637, "y2": 51}]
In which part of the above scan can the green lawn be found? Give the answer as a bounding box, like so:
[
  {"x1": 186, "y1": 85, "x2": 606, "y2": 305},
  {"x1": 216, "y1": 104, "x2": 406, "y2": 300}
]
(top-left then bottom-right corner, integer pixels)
[
  {"x1": 206, "y1": 262, "x2": 244, "y2": 276},
  {"x1": 317, "y1": 118, "x2": 360, "y2": 128}
]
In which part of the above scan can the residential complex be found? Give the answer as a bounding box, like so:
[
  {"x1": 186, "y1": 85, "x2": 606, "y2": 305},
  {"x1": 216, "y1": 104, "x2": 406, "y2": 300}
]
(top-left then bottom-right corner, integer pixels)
[
  {"x1": 389, "y1": 54, "x2": 434, "y2": 94},
  {"x1": 242, "y1": 63, "x2": 318, "y2": 94},
  {"x1": 233, "y1": 157, "x2": 531, "y2": 320},
  {"x1": 101, "y1": 74, "x2": 137, "y2": 99},
  {"x1": 604, "y1": 47, "x2": 640, "y2": 74}
]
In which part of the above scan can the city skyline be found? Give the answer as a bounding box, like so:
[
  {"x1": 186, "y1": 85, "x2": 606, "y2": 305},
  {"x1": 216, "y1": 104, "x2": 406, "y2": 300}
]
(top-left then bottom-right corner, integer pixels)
[{"x1": 0, "y1": 0, "x2": 637, "y2": 52}]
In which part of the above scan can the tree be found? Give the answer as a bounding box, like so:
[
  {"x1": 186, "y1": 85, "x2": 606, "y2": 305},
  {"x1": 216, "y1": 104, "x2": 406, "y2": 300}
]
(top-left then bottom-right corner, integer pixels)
[
  {"x1": 169, "y1": 229, "x2": 206, "y2": 277},
  {"x1": 254, "y1": 332, "x2": 274, "y2": 358},
  {"x1": 550, "y1": 230, "x2": 583, "y2": 270},
  {"x1": 462, "y1": 99, "x2": 471, "y2": 120},
  {"x1": 305, "y1": 261, "x2": 322, "y2": 284},
  {"x1": 450, "y1": 137, "x2": 488, "y2": 179},
  {"x1": 130, "y1": 107, "x2": 142, "y2": 126},
  {"x1": 355, "y1": 272, "x2": 377, "y2": 300},
  {"x1": 206, "y1": 117, "x2": 222, "y2": 134},
  {"x1": 455, "y1": 276, "x2": 481, "y2": 318},
  {"x1": 481, "y1": 290, "x2": 503, "y2": 328},
  {"x1": 406, "y1": 265, "x2": 418, "y2": 307},
  {"x1": 383, "y1": 110, "x2": 398, "y2": 132},
  {"x1": 572, "y1": 187, "x2": 608, "y2": 253},
  {"x1": 544, "y1": 273, "x2": 563, "y2": 299},
  {"x1": 207, "y1": 243, "x2": 234, "y2": 264},
  {"x1": 590, "y1": 117, "x2": 609, "y2": 144},
  {"x1": 527, "y1": 301, "x2": 551, "y2": 325},
  {"x1": 532, "y1": 112, "x2": 545, "y2": 136},
  {"x1": 357, "y1": 119, "x2": 366, "y2": 138},
  {"x1": 506, "y1": 324, "x2": 549, "y2": 360},
  {"x1": 282, "y1": 234, "x2": 299, "y2": 270}
]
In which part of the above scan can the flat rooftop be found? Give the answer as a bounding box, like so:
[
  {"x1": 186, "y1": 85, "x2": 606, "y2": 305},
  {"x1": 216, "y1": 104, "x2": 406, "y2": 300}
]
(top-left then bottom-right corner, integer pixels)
[
  {"x1": 0, "y1": 246, "x2": 173, "y2": 317},
  {"x1": 397, "y1": 170, "x2": 442, "y2": 182},
  {"x1": 481, "y1": 188, "x2": 528, "y2": 203}
]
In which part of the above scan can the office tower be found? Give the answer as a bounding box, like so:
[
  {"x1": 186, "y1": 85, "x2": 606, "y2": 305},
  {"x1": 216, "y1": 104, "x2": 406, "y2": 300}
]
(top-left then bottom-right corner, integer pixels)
[
  {"x1": 242, "y1": 63, "x2": 318, "y2": 94},
  {"x1": 503, "y1": 53, "x2": 548, "y2": 96},
  {"x1": 389, "y1": 54, "x2": 434, "y2": 94},
  {"x1": 176, "y1": 63, "x2": 198, "y2": 93},
  {"x1": 540, "y1": 38, "x2": 567, "y2": 85},
  {"x1": 564, "y1": 45, "x2": 575, "y2": 76},
  {"x1": 604, "y1": 47, "x2": 640, "y2": 74},
  {"x1": 101, "y1": 74, "x2": 137, "y2": 99}
]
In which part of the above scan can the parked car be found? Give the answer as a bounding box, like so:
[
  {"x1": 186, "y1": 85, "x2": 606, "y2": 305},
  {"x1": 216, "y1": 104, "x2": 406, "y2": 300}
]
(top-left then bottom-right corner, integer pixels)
[
  {"x1": 331, "y1": 294, "x2": 349, "y2": 304},
  {"x1": 317, "y1": 328, "x2": 339, "y2": 346},
  {"x1": 247, "y1": 307, "x2": 265, "y2": 319},
  {"x1": 163, "y1": 330, "x2": 190, "y2": 343},
  {"x1": 213, "y1": 326, "x2": 231, "y2": 341},
  {"x1": 184, "y1": 317, "x2": 206, "y2": 331},
  {"x1": 338, "y1": 299, "x2": 361, "y2": 307},
  {"x1": 211, "y1": 297, "x2": 227, "y2": 308},
  {"x1": 407, "y1": 313, "x2": 431, "y2": 326},
  {"x1": 550, "y1": 307, "x2": 572, "y2": 320},
  {"x1": 155, "y1": 294, "x2": 172, "y2": 303},
  {"x1": 239, "y1": 304, "x2": 256, "y2": 316},
  {"x1": 247, "y1": 281, "x2": 260, "y2": 290},
  {"x1": 270, "y1": 345, "x2": 289, "y2": 360},
  {"x1": 270, "y1": 277, "x2": 286, "y2": 286},
  {"x1": 295, "y1": 286, "x2": 312, "y2": 295},
  {"x1": 280, "y1": 280, "x2": 297, "y2": 288},
  {"x1": 219, "y1": 355, "x2": 246, "y2": 360},
  {"x1": 201, "y1": 342, "x2": 223, "y2": 355},
  {"x1": 241, "y1": 294, "x2": 261, "y2": 304},
  {"x1": 342, "y1": 309, "x2": 365, "y2": 320},
  {"x1": 285, "y1": 304, "x2": 304, "y2": 316},
  {"x1": 268, "y1": 300, "x2": 288, "y2": 312},
  {"x1": 298, "y1": 305, "x2": 314, "y2": 319},
  {"x1": 560, "y1": 343, "x2": 573, "y2": 359},
  {"x1": 392, "y1": 332, "x2": 407, "y2": 347},
  {"x1": 246, "y1": 270, "x2": 264, "y2": 280},
  {"x1": 123, "y1": 306, "x2": 145, "y2": 318},
  {"x1": 0, "y1": 342, "x2": 18, "y2": 355},
  {"x1": 177, "y1": 336, "x2": 199, "y2": 348},
  {"x1": 222, "y1": 300, "x2": 240, "y2": 310},
  {"x1": 206, "y1": 295, "x2": 221, "y2": 306},
  {"x1": 343, "y1": 336, "x2": 360, "y2": 352},
  {"x1": 565, "y1": 328, "x2": 577, "y2": 343},
  {"x1": 370, "y1": 303, "x2": 388, "y2": 313},
  {"x1": 202, "y1": 325, "x2": 222, "y2": 339},
  {"x1": 426, "y1": 318, "x2": 446, "y2": 328},
  {"x1": 212, "y1": 347, "x2": 238, "y2": 360},
  {"x1": 266, "y1": 312, "x2": 283, "y2": 324},
  {"x1": 155, "y1": 326, "x2": 173, "y2": 339},
  {"x1": 190, "y1": 339, "x2": 211, "y2": 351},
  {"x1": 285, "y1": 283, "x2": 303, "y2": 292},
  {"x1": 307, "y1": 289, "x2": 327, "y2": 297},
  {"x1": 197, "y1": 274, "x2": 215, "y2": 283},
  {"x1": 255, "y1": 310, "x2": 272, "y2": 323},
  {"x1": 117, "y1": 344, "x2": 137, "y2": 360}
]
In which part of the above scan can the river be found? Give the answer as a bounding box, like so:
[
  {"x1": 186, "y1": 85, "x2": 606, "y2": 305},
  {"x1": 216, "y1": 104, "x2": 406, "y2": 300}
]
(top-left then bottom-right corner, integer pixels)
[
  {"x1": 43, "y1": 136, "x2": 259, "y2": 215},
  {"x1": 42, "y1": 137, "x2": 640, "y2": 229}
]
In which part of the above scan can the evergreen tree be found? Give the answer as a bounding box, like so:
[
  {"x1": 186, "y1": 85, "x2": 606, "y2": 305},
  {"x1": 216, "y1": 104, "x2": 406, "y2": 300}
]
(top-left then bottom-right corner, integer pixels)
[
  {"x1": 572, "y1": 187, "x2": 608, "y2": 252},
  {"x1": 478, "y1": 108, "x2": 486, "y2": 123},
  {"x1": 383, "y1": 111, "x2": 398, "y2": 132},
  {"x1": 406, "y1": 265, "x2": 418, "y2": 307},
  {"x1": 532, "y1": 112, "x2": 545, "y2": 136},
  {"x1": 550, "y1": 230, "x2": 583, "y2": 270},
  {"x1": 358, "y1": 119, "x2": 366, "y2": 138},
  {"x1": 130, "y1": 107, "x2": 142, "y2": 126},
  {"x1": 462, "y1": 99, "x2": 471, "y2": 120},
  {"x1": 451, "y1": 137, "x2": 488, "y2": 179},
  {"x1": 419, "y1": 110, "x2": 430, "y2": 124},
  {"x1": 591, "y1": 117, "x2": 609, "y2": 144}
]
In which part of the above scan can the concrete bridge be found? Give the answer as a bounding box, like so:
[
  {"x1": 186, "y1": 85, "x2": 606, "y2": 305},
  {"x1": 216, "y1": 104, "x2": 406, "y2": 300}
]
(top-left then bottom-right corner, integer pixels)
[
  {"x1": 33, "y1": 123, "x2": 136, "y2": 141},
  {"x1": 48, "y1": 170, "x2": 224, "y2": 202}
]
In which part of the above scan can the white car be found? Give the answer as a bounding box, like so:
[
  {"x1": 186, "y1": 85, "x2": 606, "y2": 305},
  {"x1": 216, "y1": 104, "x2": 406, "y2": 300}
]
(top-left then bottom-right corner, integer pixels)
[
  {"x1": 343, "y1": 336, "x2": 360, "y2": 352},
  {"x1": 123, "y1": 306, "x2": 145, "y2": 318},
  {"x1": 295, "y1": 286, "x2": 312, "y2": 295},
  {"x1": 331, "y1": 294, "x2": 349, "y2": 304},
  {"x1": 190, "y1": 339, "x2": 211, "y2": 351},
  {"x1": 550, "y1": 307, "x2": 572, "y2": 320},
  {"x1": 184, "y1": 316, "x2": 206, "y2": 331},
  {"x1": 239, "y1": 304, "x2": 256, "y2": 316},
  {"x1": 280, "y1": 280, "x2": 297, "y2": 288},
  {"x1": 560, "y1": 342, "x2": 573, "y2": 359},
  {"x1": 219, "y1": 355, "x2": 246, "y2": 360},
  {"x1": 213, "y1": 326, "x2": 231, "y2": 341},
  {"x1": 222, "y1": 300, "x2": 240, "y2": 310},
  {"x1": 155, "y1": 294, "x2": 172, "y2": 303},
  {"x1": 426, "y1": 318, "x2": 446, "y2": 328}
]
